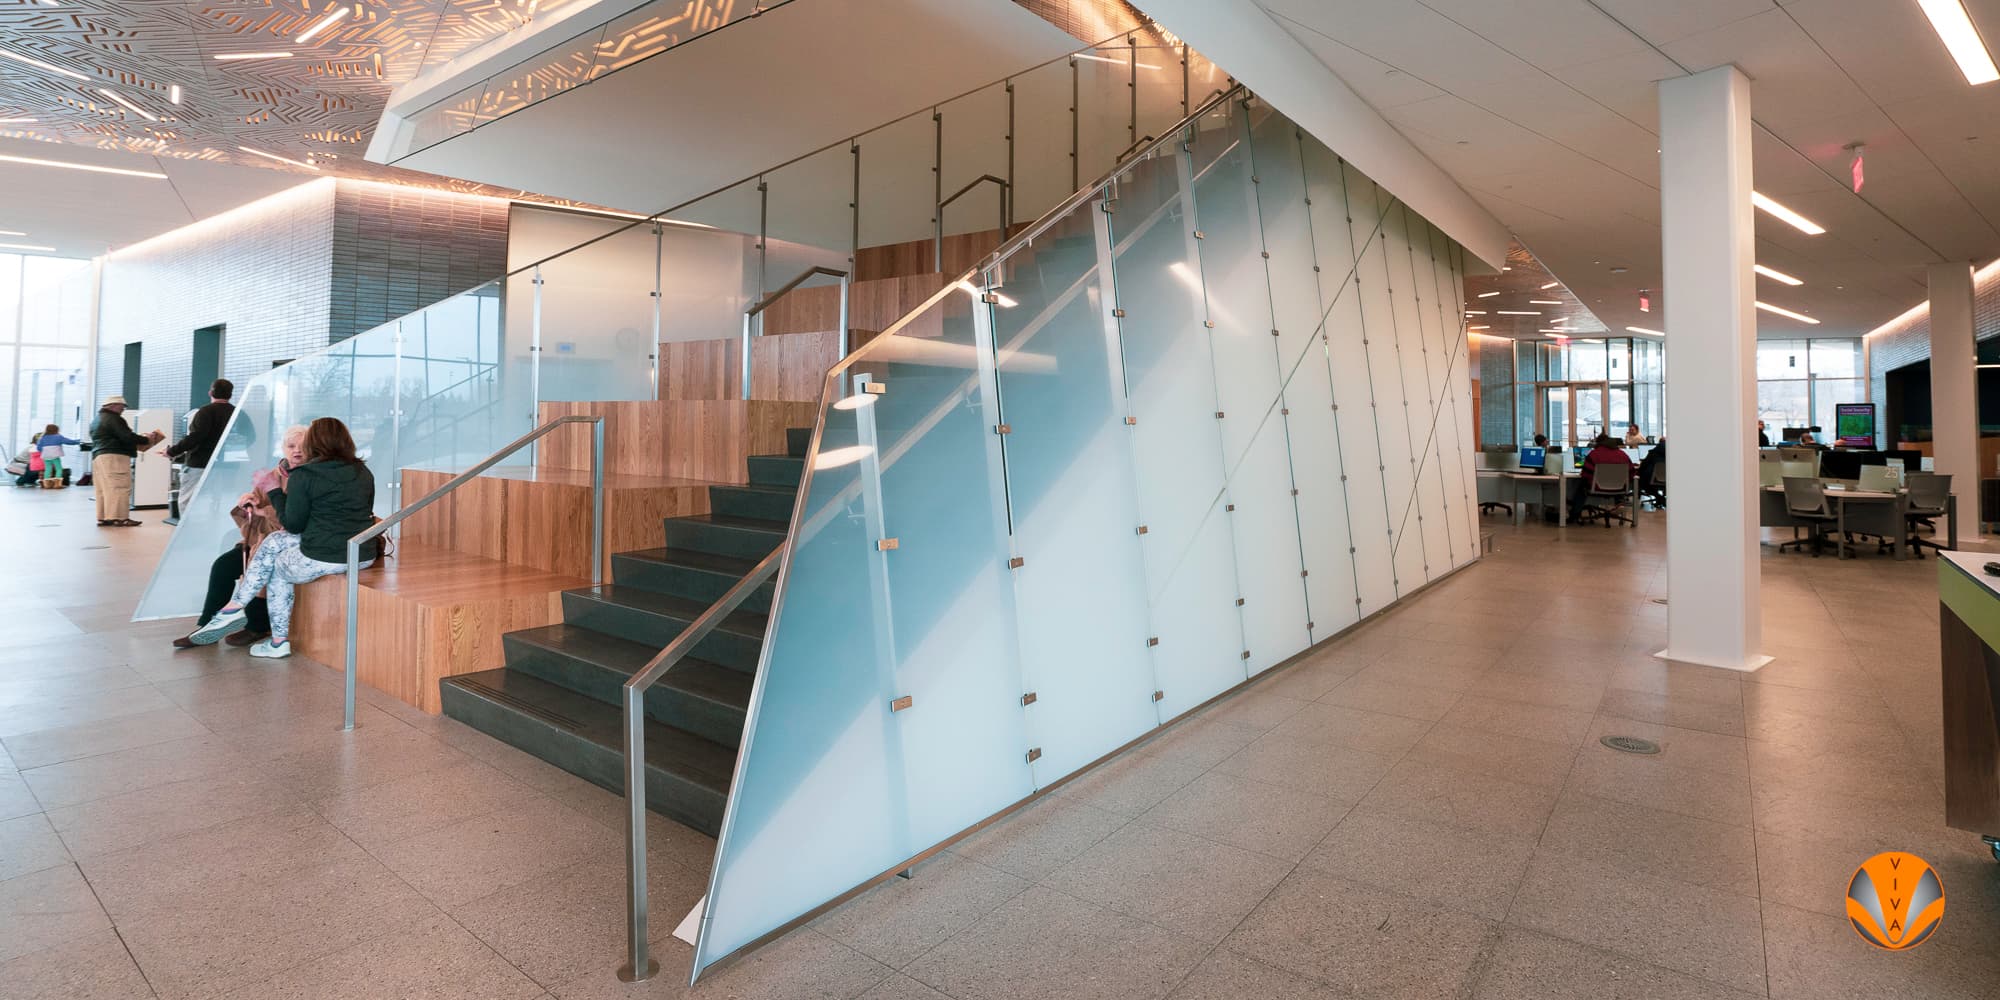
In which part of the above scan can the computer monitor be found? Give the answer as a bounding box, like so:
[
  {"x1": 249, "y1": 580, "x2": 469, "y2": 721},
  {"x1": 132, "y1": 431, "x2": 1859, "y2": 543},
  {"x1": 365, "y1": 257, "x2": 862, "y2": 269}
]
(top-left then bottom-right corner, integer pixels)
[
  {"x1": 1884, "y1": 449, "x2": 1924, "y2": 471},
  {"x1": 1781, "y1": 427, "x2": 1809, "y2": 444},
  {"x1": 1776, "y1": 446, "x2": 1817, "y2": 465},
  {"x1": 1818, "y1": 450, "x2": 1863, "y2": 481},
  {"x1": 1834, "y1": 403, "x2": 1875, "y2": 447},
  {"x1": 1518, "y1": 445, "x2": 1546, "y2": 471}
]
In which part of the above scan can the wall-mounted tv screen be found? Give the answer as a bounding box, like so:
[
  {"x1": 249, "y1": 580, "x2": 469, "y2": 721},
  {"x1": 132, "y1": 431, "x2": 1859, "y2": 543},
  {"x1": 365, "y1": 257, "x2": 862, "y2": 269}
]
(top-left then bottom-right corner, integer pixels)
[{"x1": 1835, "y1": 403, "x2": 1875, "y2": 447}]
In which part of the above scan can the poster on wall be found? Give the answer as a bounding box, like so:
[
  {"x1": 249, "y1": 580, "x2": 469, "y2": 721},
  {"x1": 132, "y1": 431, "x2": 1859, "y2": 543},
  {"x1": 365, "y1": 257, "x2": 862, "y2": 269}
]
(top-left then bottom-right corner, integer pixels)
[{"x1": 1835, "y1": 402, "x2": 1875, "y2": 447}]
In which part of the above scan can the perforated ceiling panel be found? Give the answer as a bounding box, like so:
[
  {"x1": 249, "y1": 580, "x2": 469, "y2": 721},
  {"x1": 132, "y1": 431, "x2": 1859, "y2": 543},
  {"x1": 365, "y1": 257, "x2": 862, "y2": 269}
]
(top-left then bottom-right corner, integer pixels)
[{"x1": 0, "y1": 0, "x2": 598, "y2": 182}]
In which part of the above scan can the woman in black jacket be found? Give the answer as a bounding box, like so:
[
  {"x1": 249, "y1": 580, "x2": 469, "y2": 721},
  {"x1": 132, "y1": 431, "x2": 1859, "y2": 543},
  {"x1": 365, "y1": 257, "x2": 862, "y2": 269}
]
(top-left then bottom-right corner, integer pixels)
[{"x1": 189, "y1": 417, "x2": 379, "y2": 658}]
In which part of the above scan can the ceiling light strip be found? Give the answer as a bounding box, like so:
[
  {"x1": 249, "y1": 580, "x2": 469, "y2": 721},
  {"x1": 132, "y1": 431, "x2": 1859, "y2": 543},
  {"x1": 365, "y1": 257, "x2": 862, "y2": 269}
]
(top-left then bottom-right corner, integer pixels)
[
  {"x1": 236, "y1": 146, "x2": 320, "y2": 170},
  {"x1": 1626, "y1": 326, "x2": 1664, "y2": 336},
  {"x1": 214, "y1": 52, "x2": 294, "y2": 61},
  {"x1": 0, "y1": 48, "x2": 89, "y2": 81},
  {"x1": 169, "y1": 85, "x2": 182, "y2": 105},
  {"x1": 1476, "y1": 291, "x2": 1500, "y2": 298},
  {"x1": 1750, "y1": 191, "x2": 1826, "y2": 235},
  {"x1": 1753, "y1": 263, "x2": 1803, "y2": 286},
  {"x1": 1495, "y1": 310, "x2": 1542, "y2": 316},
  {"x1": 96, "y1": 88, "x2": 157, "y2": 122},
  {"x1": 1529, "y1": 299, "x2": 1563, "y2": 305},
  {"x1": 1918, "y1": 0, "x2": 2000, "y2": 85},
  {"x1": 1539, "y1": 281, "x2": 1560, "y2": 290},
  {"x1": 296, "y1": 7, "x2": 351, "y2": 44},
  {"x1": 0, "y1": 242, "x2": 56, "y2": 251},
  {"x1": 0, "y1": 118, "x2": 35, "y2": 124},
  {"x1": 0, "y1": 153, "x2": 166, "y2": 179},
  {"x1": 1755, "y1": 300, "x2": 1821, "y2": 324}
]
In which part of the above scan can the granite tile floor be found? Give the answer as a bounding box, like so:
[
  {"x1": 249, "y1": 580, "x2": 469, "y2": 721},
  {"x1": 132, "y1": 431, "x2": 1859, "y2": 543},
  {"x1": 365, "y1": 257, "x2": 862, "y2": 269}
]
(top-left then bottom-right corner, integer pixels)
[{"x1": 4, "y1": 485, "x2": 1999, "y2": 999}]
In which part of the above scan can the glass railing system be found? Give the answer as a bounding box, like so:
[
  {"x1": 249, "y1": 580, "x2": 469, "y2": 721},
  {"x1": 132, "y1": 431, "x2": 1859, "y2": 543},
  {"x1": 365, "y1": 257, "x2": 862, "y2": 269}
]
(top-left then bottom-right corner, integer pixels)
[
  {"x1": 691, "y1": 90, "x2": 1482, "y2": 978},
  {"x1": 135, "y1": 27, "x2": 1230, "y2": 622}
]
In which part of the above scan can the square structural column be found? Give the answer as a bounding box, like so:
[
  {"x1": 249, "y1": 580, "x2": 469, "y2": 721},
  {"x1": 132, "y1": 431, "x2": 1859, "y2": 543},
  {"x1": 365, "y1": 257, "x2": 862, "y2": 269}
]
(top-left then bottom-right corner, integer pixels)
[
  {"x1": 1928, "y1": 262, "x2": 1981, "y2": 542},
  {"x1": 1658, "y1": 65, "x2": 1769, "y2": 672}
]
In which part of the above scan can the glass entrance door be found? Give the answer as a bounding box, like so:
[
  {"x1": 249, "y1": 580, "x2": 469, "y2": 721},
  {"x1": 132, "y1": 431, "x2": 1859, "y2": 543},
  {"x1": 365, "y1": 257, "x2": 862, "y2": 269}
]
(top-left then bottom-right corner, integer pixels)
[{"x1": 1537, "y1": 381, "x2": 1612, "y2": 450}]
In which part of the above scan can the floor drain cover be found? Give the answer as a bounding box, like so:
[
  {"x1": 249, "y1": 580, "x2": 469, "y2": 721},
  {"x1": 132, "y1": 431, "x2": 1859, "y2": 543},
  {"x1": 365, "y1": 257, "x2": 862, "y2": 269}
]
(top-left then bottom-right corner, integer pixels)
[{"x1": 1601, "y1": 735, "x2": 1661, "y2": 755}]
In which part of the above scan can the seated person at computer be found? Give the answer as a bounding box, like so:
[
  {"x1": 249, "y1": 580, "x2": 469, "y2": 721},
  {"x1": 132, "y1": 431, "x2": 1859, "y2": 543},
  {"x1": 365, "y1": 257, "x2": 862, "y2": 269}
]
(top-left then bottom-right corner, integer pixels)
[
  {"x1": 1758, "y1": 420, "x2": 1770, "y2": 447},
  {"x1": 1797, "y1": 428, "x2": 1818, "y2": 446},
  {"x1": 1624, "y1": 423, "x2": 1646, "y2": 446},
  {"x1": 1637, "y1": 438, "x2": 1665, "y2": 501},
  {"x1": 1534, "y1": 433, "x2": 1549, "y2": 449},
  {"x1": 1569, "y1": 434, "x2": 1634, "y2": 519}
]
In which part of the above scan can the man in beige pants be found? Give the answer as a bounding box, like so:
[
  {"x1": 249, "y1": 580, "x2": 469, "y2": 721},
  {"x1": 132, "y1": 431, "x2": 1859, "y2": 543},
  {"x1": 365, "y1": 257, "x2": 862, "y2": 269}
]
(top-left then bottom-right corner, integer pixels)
[{"x1": 88, "y1": 395, "x2": 161, "y2": 526}]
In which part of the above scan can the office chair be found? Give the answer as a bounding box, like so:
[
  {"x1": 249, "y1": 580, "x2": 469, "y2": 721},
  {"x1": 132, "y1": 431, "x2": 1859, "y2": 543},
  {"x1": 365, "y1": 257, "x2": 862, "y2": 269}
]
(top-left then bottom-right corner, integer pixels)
[
  {"x1": 1902, "y1": 472, "x2": 1952, "y2": 559},
  {"x1": 1640, "y1": 460, "x2": 1665, "y2": 510},
  {"x1": 1778, "y1": 476, "x2": 1841, "y2": 557},
  {"x1": 1479, "y1": 501, "x2": 1512, "y2": 516},
  {"x1": 1577, "y1": 463, "x2": 1635, "y2": 527}
]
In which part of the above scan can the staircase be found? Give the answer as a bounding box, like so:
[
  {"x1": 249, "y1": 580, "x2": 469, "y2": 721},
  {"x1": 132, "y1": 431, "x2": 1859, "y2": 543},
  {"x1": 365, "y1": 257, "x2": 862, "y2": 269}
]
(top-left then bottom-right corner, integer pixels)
[{"x1": 438, "y1": 427, "x2": 809, "y2": 835}]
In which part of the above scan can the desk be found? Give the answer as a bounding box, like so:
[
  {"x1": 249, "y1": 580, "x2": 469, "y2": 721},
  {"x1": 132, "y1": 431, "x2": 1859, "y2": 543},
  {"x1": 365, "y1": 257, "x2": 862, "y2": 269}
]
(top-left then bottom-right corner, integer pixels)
[
  {"x1": 1759, "y1": 484, "x2": 1957, "y2": 559},
  {"x1": 1478, "y1": 470, "x2": 1567, "y2": 526},
  {"x1": 1936, "y1": 552, "x2": 2000, "y2": 860}
]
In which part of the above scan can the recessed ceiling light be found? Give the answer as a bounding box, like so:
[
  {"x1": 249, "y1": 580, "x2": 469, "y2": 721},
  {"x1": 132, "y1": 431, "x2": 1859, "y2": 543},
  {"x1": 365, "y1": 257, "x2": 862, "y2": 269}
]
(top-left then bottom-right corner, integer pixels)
[
  {"x1": 1756, "y1": 300, "x2": 1821, "y2": 324},
  {"x1": 1477, "y1": 291, "x2": 1500, "y2": 298},
  {"x1": 96, "y1": 88, "x2": 157, "y2": 122},
  {"x1": 1496, "y1": 310, "x2": 1541, "y2": 316},
  {"x1": 1529, "y1": 299, "x2": 1563, "y2": 305},
  {"x1": 0, "y1": 242, "x2": 56, "y2": 252},
  {"x1": 169, "y1": 84, "x2": 181, "y2": 105},
  {"x1": 1626, "y1": 326, "x2": 1664, "y2": 336},
  {"x1": 0, "y1": 48, "x2": 89, "y2": 81},
  {"x1": 0, "y1": 153, "x2": 166, "y2": 178},
  {"x1": 1754, "y1": 264, "x2": 1804, "y2": 286},
  {"x1": 236, "y1": 145, "x2": 320, "y2": 170},
  {"x1": 214, "y1": 52, "x2": 294, "y2": 61},
  {"x1": 1918, "y1": 0, "x2": 2000, "y2": 85},
  {"x1": 296, "y1": 7, "x2": 351, "y2": 44},
  {"x1": 1750, "y1": 191, "x2": 1826, "y2": 235},
  {"x1": 1540, "y1": 281, "x2": 1559, "y2": 290}
]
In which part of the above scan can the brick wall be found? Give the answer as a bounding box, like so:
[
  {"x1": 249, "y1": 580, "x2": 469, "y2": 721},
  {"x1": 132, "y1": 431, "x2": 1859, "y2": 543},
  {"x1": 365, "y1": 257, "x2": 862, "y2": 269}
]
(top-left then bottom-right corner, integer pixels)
[
  {"x1": 1866, "y1": 263, "x2": 2000, "y2": 443},
  {"x1": 94, "y1": 178, "x2": 511, "y2": 415}
]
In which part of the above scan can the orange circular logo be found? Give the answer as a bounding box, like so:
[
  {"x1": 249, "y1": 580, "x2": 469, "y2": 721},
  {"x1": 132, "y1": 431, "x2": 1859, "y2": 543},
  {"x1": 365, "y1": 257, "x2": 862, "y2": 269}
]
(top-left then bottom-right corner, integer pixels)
[{"x1": 1845, "y1": 851, "x2": 1945, "y2": 950}]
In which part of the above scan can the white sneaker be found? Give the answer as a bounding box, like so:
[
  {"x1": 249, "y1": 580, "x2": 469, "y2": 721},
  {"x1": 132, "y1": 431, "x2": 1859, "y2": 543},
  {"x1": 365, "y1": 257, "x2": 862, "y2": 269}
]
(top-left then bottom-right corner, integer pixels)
[
  {"x1": 189, "y1": 607, "x2": 248, "y2": 645},
  {"x1": 249, "y1": 638, "x2": 291, "y2": 659}
]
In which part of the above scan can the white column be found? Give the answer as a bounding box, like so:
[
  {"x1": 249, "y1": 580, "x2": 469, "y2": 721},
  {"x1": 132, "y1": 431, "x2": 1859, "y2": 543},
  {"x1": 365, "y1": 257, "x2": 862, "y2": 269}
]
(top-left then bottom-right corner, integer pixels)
[
  {"x1": 1928, "y1": 262, "x2": 1980, "y2": 541},
  {"x1": 1658, "y1": 66, "x2": 1769, "y2": 672}
]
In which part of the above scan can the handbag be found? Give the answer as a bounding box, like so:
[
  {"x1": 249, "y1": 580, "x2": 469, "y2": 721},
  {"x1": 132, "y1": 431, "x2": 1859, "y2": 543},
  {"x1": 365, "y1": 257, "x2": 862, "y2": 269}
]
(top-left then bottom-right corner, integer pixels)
[{"x1": 231, "y1": 488, "x2": 282, "y2": 564}]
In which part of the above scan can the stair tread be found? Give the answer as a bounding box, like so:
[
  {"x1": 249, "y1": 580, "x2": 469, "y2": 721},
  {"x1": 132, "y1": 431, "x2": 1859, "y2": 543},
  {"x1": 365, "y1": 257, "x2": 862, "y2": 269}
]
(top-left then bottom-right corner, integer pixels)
[
  {"x1": 508, "y1": 622, "x2": 733, "y2": 677},
  {"x1": 711, "y1": 483, "x2": 798, "y2": 497},
  {"x1": 567, "y1": 584, "x2": 768, "y2": 638},
  {"x1": 617, "y1": 547, "x2": 765, "y2": 577},
  {"x1": 672, "y1": 512, "x2": 790, "y2": 534},
  {"x1": 442, "y1": 669, "x2": 736, "y2": 791}
]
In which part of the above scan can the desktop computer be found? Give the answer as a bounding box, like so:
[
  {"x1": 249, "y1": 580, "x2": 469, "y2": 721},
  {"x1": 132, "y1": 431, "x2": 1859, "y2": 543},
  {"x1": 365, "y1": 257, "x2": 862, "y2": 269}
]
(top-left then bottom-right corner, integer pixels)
[{"x1": 1518, "y1": 445, "x2": 1546, "y2": 472}]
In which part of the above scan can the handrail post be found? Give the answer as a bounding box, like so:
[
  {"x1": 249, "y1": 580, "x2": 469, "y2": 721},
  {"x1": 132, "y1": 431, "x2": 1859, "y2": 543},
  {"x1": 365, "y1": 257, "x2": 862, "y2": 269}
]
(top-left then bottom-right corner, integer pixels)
[
  {"x1": 591, "y1": 418, "x2": 606, "y2": 586},
  {"x1": 342, "y1": 539, "x2": 359, "y2": 731},
  {"x1": 837, "y1": 273, "x2": 852, "y2": 359},
  {"x1": 740, "y1": 311, "x2": 754, "y2": 401},
  {"x1": 618, "y1": 684, "x2": 655, "y2": 982}
]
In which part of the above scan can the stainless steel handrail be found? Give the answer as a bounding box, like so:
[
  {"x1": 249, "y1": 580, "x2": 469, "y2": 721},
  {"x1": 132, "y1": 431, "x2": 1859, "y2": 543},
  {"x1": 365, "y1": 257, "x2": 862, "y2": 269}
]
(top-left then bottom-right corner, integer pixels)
[
  {"x1": 338, "y1": 414, "x2": 605, "y2": 730},
  {"x1": 618, "y1": 546, "x2": 781, "y2": 983},
  {"x1": 935, "y1": 174, "x2": 1011, "y2": 271},
  {"x1": 1113, "y1": 134, "x2": 1157, "y2": 163},
  {"x1": 740, "y1": 266, "x2": 850, "y2": 400}
]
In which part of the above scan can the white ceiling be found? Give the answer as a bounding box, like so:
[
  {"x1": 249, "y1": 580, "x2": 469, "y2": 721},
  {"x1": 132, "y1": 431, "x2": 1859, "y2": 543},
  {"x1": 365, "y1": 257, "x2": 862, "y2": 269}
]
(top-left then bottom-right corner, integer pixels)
[
  {"x1": 0, "y1": 134, "x2": 313, "y2": 259},
  {"x1": 1258, "y1": 0, "x2": 2000, "y2": 339}
]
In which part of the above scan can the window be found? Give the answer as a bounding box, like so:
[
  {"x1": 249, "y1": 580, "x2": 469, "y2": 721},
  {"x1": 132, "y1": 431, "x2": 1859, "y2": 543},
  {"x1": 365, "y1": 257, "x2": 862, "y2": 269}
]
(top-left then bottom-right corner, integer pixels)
[
  {"x1": 1755, "y1": 337, "x2": 1865, "y2": 443},
  {"x1": 0, "y1": 253, "x2": 94, "y2": 447}
]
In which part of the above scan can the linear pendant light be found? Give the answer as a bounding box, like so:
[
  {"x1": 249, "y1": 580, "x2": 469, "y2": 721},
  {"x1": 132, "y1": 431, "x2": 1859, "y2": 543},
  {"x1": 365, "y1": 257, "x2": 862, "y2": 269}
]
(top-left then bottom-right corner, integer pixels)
[
  {"x1": 296, "y1": 7, "x2": 351, "y2": 44},
  {"x1": 0, "y1": 48, "x2": 88, "y2": 81},
  {"x1": 1626, "y1": 326, "x2": 1664, "y2": 336},
  {"x1": 1753, "y1": 264, "x2": 1803, "y2": 285},
  {"x1": 1918, "y1": 0, "x2": 2000, "y2": 85},
  {"x1": 1755, "y1": 300, "x2": 1820, "y2": 324},
  {"x1": 0, "y1": 153, "x2": 166, "y2": 179},
  {"x1": 1750, "y1": 191, "x2": 1826, "y2": 235},
  {"x1": 97, "y1": 88, "x2": 157, "y2": 122},
  {"x1": 215, "y1": 52, "x2": 293, "y2": 61}
]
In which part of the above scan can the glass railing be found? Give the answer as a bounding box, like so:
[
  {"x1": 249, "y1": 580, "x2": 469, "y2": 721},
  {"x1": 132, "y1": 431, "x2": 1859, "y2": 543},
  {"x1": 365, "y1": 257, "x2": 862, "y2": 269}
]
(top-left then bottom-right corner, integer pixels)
[
  {"x1": 692, "y1": 90, "x2": 1482, "y2": 978},
  {"x1": 135, "y1": 26, "x2": 1234, "y2": 621}
]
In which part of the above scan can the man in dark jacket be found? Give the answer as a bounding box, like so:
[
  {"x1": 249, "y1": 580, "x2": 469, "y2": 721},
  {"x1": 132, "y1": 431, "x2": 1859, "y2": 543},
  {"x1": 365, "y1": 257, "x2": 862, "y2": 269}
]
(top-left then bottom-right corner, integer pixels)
[
  {"x1": 89, "y1": 395, "x2": 163, "y2": 526},
  {"x1": 166, "y1": 379, "x2": 235, "y2": 472}
]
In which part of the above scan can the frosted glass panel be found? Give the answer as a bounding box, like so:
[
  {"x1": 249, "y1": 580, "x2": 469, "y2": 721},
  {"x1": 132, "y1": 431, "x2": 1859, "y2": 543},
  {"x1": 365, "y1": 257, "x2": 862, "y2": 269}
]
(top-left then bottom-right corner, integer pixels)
[
  {"x1": 701, "y1": 291, "x2": 1035, "y2": 964},
  {"x1": 1249, "y1": 110, "x2": 1324, "y2": 367},
  {"x1": 1147, "y1": 502, "x2": 1248, "y2": 718},
  {"x1": 1380, "y1": 204, "x2": 1442, "y2": 584},
  {"x1": 987, "y1": 218, "x2": 1159, "y2": 783},
  {"x1": 1345, "y1": 169, "x2": 1417, "y2": 597},
  {"x1": 536, "y1": 224, "x2": 657, "y2": 403}
]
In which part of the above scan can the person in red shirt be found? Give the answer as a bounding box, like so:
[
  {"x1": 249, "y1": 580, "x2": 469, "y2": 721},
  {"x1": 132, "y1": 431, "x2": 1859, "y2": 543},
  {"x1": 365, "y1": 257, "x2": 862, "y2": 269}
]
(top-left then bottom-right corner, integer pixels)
[{"x1": 1569, "y1": 434, "x2": 1635, "y2": 520}]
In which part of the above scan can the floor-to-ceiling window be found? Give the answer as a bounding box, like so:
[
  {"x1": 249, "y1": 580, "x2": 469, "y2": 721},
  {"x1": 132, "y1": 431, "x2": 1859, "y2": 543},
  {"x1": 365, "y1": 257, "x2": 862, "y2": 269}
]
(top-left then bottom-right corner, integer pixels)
[
  {"x1": 1492, "y1": 335, "x2": 1664, "y2": 446},
  {"x1": 1755, "y1": 338, "x2": 1864, "y2": 439},
  {"x1": 0, "y1": 254, "x2": 95, "y2": 455}
]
